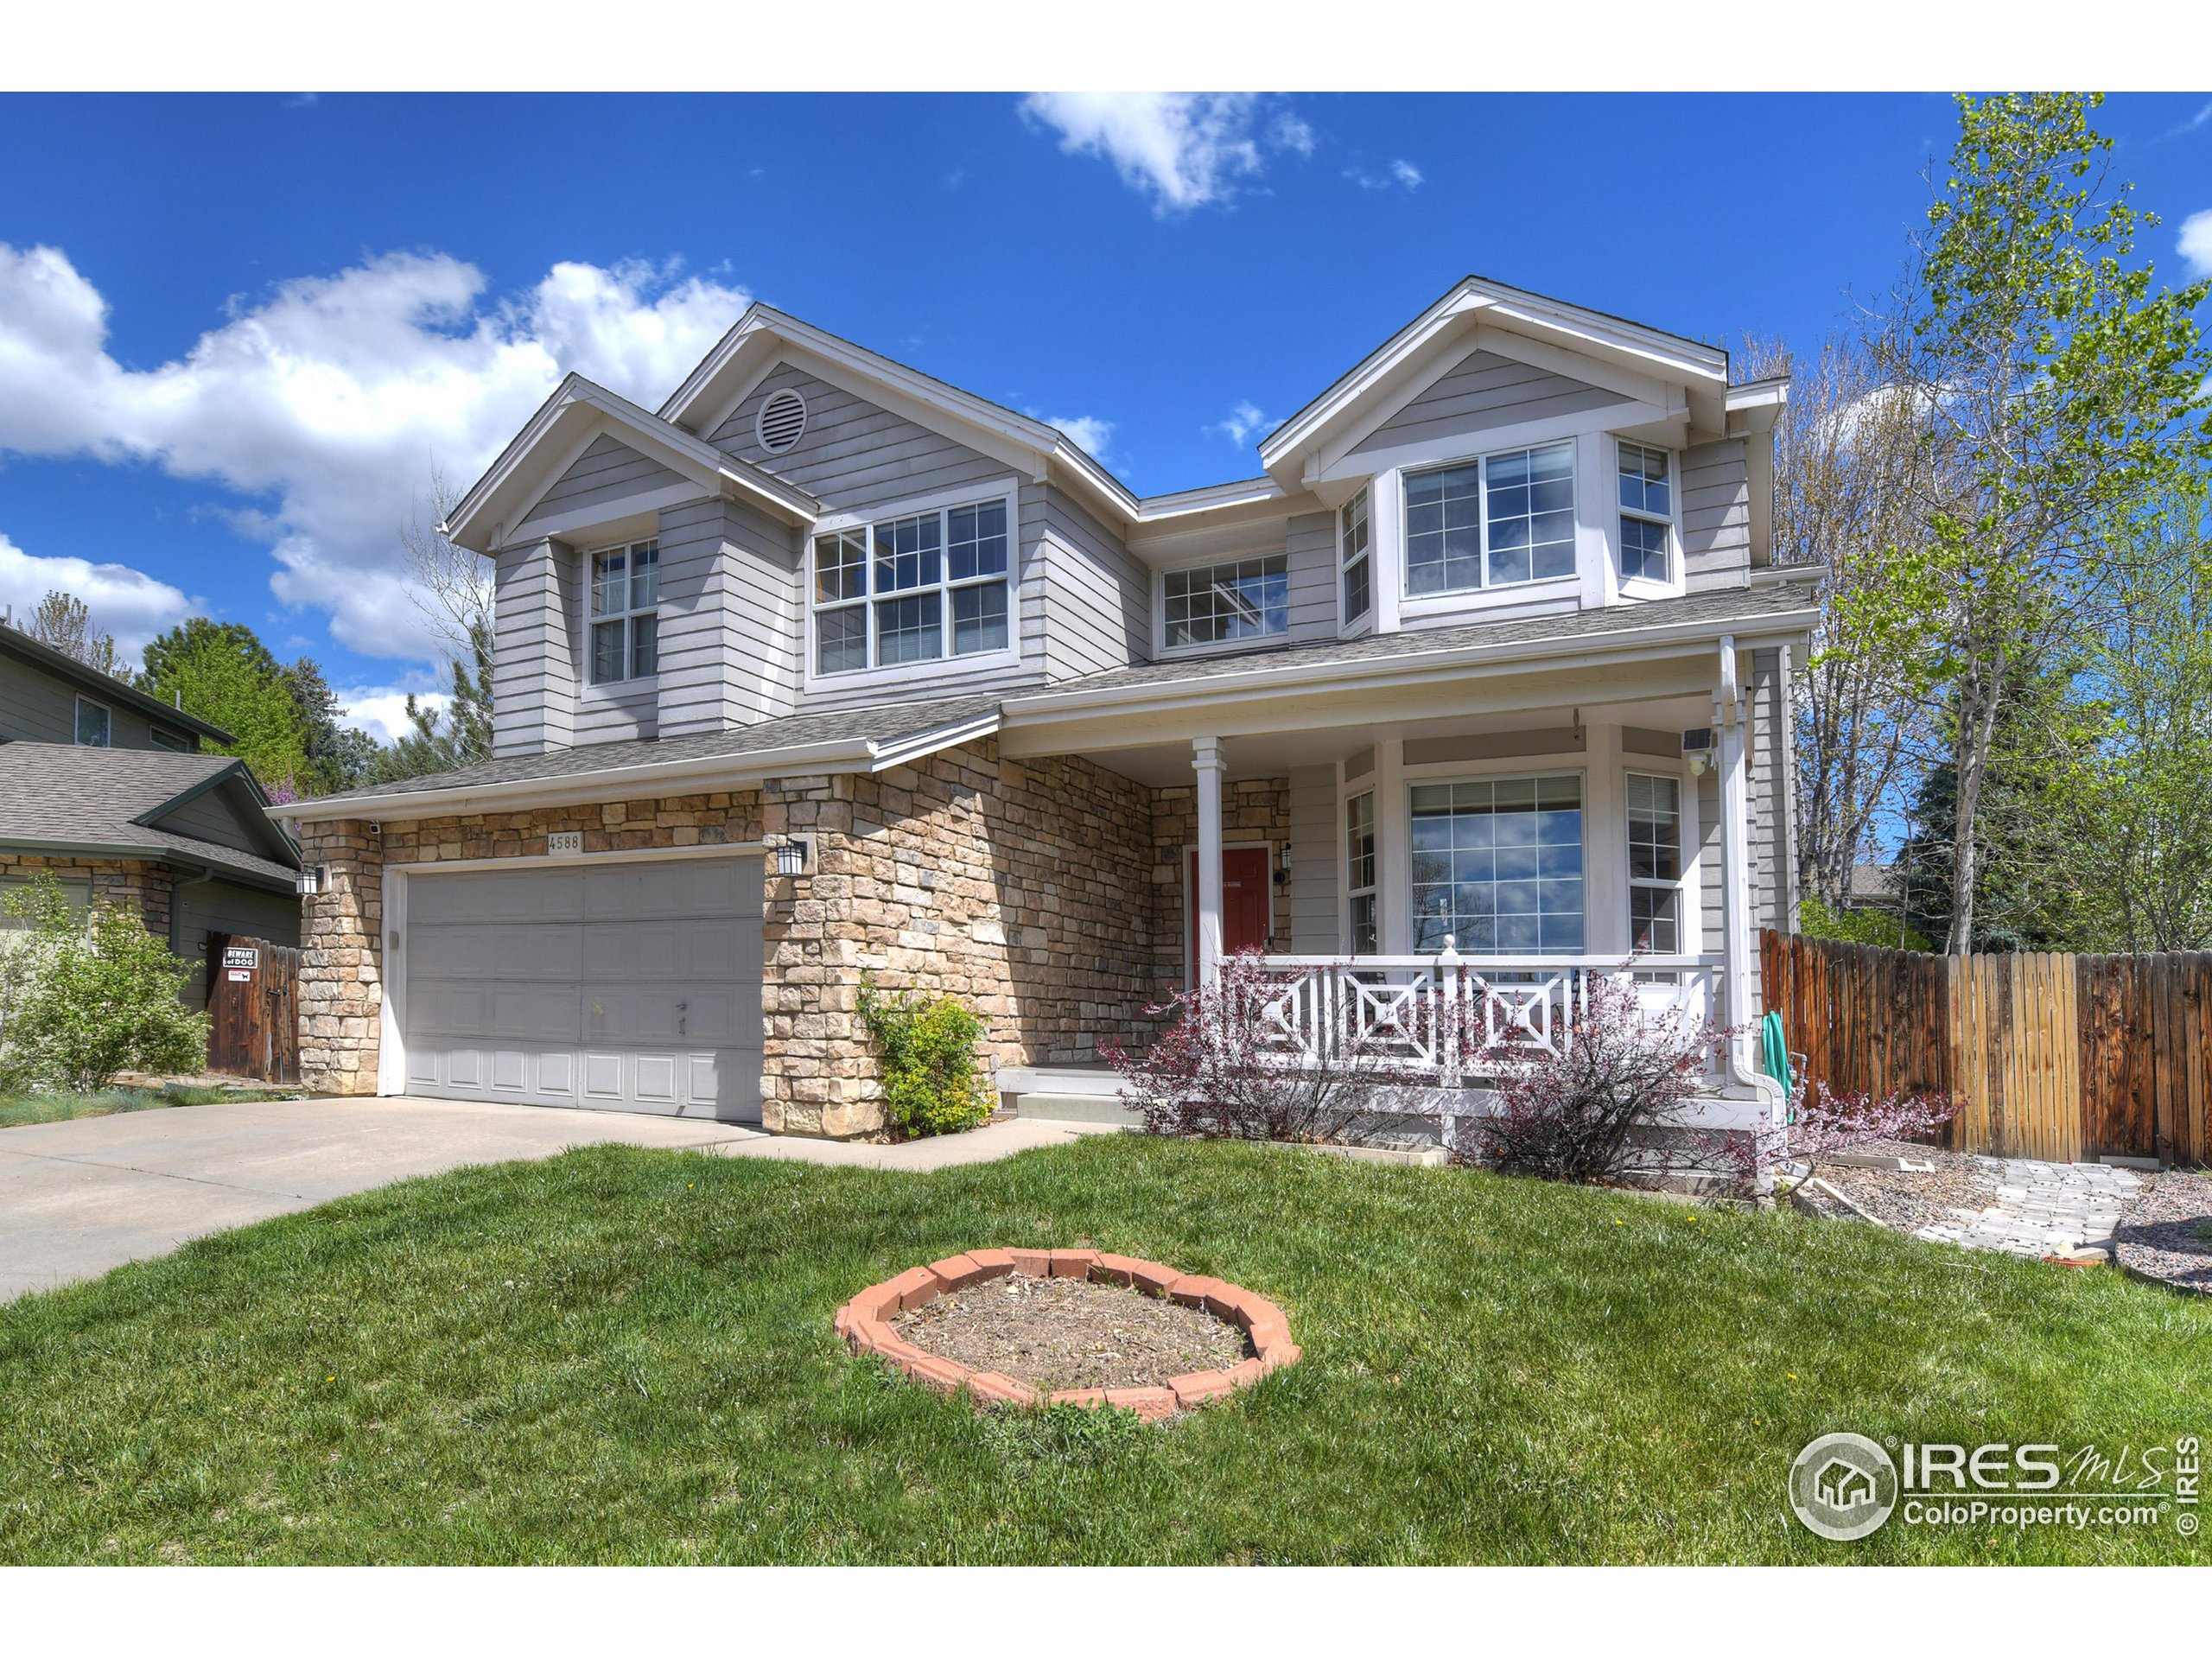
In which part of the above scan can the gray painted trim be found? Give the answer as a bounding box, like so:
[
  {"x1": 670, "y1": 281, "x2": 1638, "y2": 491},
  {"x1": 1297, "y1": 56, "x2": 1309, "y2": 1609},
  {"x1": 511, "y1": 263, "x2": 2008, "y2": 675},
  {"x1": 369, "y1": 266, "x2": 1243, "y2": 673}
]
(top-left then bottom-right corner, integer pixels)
[{"x1": 1402, "y1": 728, "x2": 1586, "y2": 766}]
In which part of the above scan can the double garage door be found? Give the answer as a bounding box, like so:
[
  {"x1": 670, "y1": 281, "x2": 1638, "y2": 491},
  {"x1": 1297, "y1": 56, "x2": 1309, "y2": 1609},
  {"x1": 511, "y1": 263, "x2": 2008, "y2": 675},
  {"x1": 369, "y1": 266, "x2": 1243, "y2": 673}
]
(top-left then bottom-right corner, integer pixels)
[{"x1": 401, "y1": 855, "x2": 762, "y2": 1122}]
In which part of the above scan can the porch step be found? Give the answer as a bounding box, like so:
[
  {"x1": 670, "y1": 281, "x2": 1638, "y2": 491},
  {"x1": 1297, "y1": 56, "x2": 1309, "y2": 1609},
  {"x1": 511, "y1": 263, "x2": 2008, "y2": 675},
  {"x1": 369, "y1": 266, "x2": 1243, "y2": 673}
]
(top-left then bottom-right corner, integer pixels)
[{"x1": 1011, "y1": 1092, "x2": 1142, "y2": 1128}]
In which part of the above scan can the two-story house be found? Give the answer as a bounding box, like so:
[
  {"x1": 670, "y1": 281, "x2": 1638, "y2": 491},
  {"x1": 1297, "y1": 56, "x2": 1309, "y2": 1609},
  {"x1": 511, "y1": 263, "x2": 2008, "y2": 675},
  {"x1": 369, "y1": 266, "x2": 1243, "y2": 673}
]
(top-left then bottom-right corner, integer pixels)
[
  {"x1": 283, "y1": 276, "x2": 1818, "y2": 1137},
  {"x1": 0, "y1": 620, "x2": 303, "y2": 1006}
]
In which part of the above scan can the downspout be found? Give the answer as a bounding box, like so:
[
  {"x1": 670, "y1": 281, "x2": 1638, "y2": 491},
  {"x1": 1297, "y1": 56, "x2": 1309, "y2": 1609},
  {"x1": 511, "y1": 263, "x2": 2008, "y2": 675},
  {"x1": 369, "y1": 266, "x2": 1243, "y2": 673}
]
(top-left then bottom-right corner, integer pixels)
[
  {"x1": 168, "y1": 861, "x2": 219, "y2": 1007},
  {"x1": 1717, "y1": 637, "x2": 1787, "y2": 1122}
]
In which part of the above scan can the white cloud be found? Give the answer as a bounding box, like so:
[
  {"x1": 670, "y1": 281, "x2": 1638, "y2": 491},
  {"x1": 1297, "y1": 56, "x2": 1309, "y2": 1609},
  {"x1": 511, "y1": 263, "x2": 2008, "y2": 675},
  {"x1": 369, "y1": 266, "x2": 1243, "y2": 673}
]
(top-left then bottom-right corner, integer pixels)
[
  {"x1": 336, "y1": 685, "x2": 448, "y2": 745},
  {"x1": 0, "y1": 531, "x2": 195, "y2": 655},
  {"x1": 1208, "y1": 400, "x2": 1273, "y2": 445},
  {"x1": 2179, "y1": 210, "x2": 2212, "y2": 279},
  {"x1": 1019, "y1": 93, "x2": 1312, "y2": 213},
  {"x1": 0, "y1": 244, "x2": 751, "y2": 665},
  {"x1": 2169, "y1": 102, "x2": 2212, "y2": 139},
  {"x1": 1346, "y1": 159, "x2": 1423, "y2": 192},
  {"x1": 1044, "y1": 413, "x2": 1116, "y2": 462}
]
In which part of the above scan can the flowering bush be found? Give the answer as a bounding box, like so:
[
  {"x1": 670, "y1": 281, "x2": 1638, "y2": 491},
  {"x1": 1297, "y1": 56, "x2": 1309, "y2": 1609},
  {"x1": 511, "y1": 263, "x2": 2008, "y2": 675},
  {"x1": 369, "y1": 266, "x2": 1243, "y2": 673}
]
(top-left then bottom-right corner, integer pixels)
[
  {"x1": 0, "y1": 875, "x2": 207, "y2": 1092},
  {"x1": 1728, "y1": 1082, "x2": 1959, "y2": 1189},
  {"x1": 855, "y1": 975, "x2": 993, "y2": 1138},
  {"x1": 1104, "y1": 950, "x2": 1414, "y2": 1143},
  {"x1": 1452, "y1": 973, "x2": 1728, "y2": 1184}
]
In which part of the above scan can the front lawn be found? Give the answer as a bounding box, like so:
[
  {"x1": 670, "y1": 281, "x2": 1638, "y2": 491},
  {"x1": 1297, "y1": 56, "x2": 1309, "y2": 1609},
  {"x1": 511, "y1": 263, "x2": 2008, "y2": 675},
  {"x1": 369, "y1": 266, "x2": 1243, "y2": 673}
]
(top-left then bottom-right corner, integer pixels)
[
  {"x1": 0, "y1": 1135, "x2": 2203, "y2": 1564},
  {"x1": 0, "y1": 1083, "x2": 301, "y2": 1130}
]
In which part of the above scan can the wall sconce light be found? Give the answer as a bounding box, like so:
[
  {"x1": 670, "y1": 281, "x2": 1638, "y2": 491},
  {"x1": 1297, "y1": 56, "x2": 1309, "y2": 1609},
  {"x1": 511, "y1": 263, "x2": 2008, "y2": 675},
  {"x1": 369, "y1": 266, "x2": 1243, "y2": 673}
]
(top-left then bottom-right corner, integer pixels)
[
  {"x1": 776, "y1": 837, "x2": 810, "y2": 877},
  {"x1": 1682, "y1": 728, "x2": 1716, "y2": 777},
  {"x1": 296, "y1": 863, "x2": 327, "y2": 896}
]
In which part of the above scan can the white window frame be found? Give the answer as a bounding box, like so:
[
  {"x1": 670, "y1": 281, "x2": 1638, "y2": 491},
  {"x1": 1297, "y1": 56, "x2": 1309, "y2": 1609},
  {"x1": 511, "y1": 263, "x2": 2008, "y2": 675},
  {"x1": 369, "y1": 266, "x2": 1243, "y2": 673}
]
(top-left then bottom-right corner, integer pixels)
[
  {"x1": 1399, "y1": 438, "x2": 1580, "y2": 605},
  {"x1": 1344, "y1": 789, "x2": 1377, "y2": 957},
  {"x1": 1339, "y1": 487, "x2": 1373, "y2": 633},
  {"x1": 1156, "y1": 550, "x2": 1291, "y2": 655},
  {"x1": 801, "y1": 477, "x2": 1022, "y2": 692},
  {"x1": 1403, "y1": 765, "x2": 1590, "y2": 957},
  {"x1": 73, "y1": 695, "x2": 111, "y2": 747},
  {"x1": 585, "y1": 538, "x2": 661, "y2": 687},
  {"x1": 1624, "y1": 769, "x2": 1687, "y2": 957},
  {"x1": 1615, "y1": 439, "x2": 1682, "y2": 594}
]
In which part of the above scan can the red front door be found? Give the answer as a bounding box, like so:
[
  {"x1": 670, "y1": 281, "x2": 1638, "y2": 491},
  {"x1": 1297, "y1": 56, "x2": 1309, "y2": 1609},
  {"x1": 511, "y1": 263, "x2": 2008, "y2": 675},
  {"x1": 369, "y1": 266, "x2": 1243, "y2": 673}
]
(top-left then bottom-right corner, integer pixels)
[{"x1": 1187, "y1": 847, "x2": 1272, "y2": 983}]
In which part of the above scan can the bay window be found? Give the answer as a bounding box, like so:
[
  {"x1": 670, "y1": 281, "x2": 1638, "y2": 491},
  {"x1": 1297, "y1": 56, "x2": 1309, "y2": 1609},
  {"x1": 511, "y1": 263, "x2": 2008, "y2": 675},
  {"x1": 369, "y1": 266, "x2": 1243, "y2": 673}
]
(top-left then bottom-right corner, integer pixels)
[
  {"x1": 1626, "y1": 772, "x2": 1684, "y2": 954},
  {"x1": 1618, "y1": 441, "x2": 1674, "y2": 583},
  {"x1": 1339, "y1": 488, "x2": 1371, "y2": 626},
  {"x1": 1409, "y1": 775, "x2": 1584, "y2": 954},
  {"x1": 1163, "y1": 554, "x2": 1288, "y2": 649},
  {"x1": 1345, "y1": 790, "x2": 1377, "y2": 955},
  {"x1": 1404, "y1": 440, "x2": 1576, "y2": 596},
  {"x1": 812, "y1": 495, "x2": 1010, "y2": 676},
  {"x1": 588, "y1": 540, "x2": 659, "y2": 683}
]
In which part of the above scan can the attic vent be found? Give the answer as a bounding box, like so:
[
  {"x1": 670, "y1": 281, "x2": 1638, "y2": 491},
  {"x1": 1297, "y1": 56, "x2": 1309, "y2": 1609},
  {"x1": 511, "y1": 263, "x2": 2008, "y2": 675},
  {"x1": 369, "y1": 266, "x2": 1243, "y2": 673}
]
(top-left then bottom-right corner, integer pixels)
[{"x1": 756, "y1": 388, "x2": 808, "y2": 454}]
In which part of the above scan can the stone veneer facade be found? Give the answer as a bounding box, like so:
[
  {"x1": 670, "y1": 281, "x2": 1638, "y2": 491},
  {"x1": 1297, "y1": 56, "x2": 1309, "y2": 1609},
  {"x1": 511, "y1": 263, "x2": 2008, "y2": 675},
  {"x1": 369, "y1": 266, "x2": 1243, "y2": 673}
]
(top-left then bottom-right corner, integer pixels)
[
  {"x1": 0, "y1": 852, "x2": 173, "y2": 938},
  {"x1": 294, "y1": 741, "x2": 1295, "y2": 1140}
]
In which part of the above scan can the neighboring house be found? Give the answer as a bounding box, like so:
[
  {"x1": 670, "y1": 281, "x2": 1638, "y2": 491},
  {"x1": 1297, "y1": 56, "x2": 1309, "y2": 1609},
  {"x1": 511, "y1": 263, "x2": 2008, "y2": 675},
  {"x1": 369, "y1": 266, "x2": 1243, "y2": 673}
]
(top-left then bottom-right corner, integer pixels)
[
  {"x1": 283, "y1": 276, "x2": 1818, "y2": 1136},
  {"x1": 0, "y1": 621, "x2": 302, "y2": 1003}
]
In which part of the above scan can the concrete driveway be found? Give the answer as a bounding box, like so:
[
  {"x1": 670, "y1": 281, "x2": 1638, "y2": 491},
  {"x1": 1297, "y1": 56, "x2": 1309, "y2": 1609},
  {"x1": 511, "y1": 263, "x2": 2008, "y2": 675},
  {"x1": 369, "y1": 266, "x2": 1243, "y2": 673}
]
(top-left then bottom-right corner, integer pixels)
[{"x1": 0, "y1": 1096, "x2": 1097, "y2": 1303}]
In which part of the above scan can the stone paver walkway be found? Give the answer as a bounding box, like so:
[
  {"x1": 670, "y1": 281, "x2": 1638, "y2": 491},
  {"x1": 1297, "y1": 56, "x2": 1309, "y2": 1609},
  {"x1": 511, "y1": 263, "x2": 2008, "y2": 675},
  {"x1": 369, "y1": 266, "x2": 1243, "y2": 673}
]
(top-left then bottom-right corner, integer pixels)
[{"x1": 1914, "y1": 1156, "x2": 2142, "y2": 1258}]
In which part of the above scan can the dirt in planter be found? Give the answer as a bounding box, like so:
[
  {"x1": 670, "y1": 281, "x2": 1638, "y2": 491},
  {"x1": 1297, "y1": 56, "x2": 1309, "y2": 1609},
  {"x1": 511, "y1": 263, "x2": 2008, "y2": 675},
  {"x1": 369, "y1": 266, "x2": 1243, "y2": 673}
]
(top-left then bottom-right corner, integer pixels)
[{"x1": 893, "y1": 1274, "x2": 1251, "y2": 1393}]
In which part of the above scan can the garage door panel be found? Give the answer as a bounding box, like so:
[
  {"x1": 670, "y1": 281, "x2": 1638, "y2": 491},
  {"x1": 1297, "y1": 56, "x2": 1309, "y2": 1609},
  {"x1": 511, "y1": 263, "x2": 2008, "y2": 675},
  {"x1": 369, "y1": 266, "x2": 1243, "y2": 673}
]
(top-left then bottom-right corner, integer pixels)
[{"x1": 405, "y1": 856, "x2": 760, "y2": 1122}]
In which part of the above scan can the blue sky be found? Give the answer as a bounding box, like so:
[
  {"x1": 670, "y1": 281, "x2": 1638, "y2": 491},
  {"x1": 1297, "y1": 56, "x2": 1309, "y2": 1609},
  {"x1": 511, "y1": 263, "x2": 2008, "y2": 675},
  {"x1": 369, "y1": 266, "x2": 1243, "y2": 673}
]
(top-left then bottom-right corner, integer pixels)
[{"x1": 2, "y1": 90, "x2": 2209, "y2": 736}]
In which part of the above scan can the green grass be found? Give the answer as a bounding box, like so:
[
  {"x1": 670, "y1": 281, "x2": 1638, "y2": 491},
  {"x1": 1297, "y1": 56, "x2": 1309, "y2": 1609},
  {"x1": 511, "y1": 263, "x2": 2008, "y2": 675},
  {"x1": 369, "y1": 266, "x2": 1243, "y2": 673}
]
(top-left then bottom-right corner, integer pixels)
[
  {"x1": 0, "y1": 1084, "x2": 301, "y2": 1130},
  {"x1": 0, "y1": 1135, "x2": 2205, "y2": 1564}
]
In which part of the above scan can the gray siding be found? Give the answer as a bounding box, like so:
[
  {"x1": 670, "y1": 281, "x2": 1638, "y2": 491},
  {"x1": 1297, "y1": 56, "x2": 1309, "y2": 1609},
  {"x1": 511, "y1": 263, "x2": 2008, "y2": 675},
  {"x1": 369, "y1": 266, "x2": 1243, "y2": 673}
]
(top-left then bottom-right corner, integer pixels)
[
  {"x1": 1751, "y1": 646, "x2": 1795, "y2": 938},
  {"x1": 491, "y1": 538, "x2": 577, "y2": 758},
  {"x1": 1287, "y1": 765, "x2": 1338, "y2": 956},
  {"x1": 712, "y1": 363, "x2": 1006, "y2": 515},
  {"x1": 656, "y1": 497, "x2": 804, "y2": 734},
  {"x1": 151, "y1": 786, "x2": 264, "y2": 857},
  {"x1": 517, "y1": 432, "x2": 690, "y2": 537},
  {"x1": 1351, "y1": 347, "x2": 1626, "y2": 457},
  {"x1": 0, "y1": 652, "x2": 182, "y2": 751},
  {"x1": 1039, "y1": 484, "x2": 1147, "y2": 681},
  {"x1": 1681, "y1": 439, "x2": 1752, "y2": 592},
  {"x1": 177, "y1": 880, "x2": 301, "y2": 1011}
]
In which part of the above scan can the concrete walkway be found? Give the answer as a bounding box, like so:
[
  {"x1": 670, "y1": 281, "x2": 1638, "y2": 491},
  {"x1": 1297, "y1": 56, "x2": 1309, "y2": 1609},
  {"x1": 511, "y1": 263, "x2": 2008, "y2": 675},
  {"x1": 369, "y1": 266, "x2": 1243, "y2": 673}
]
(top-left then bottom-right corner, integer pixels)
[{"x1": 0, "y1": 1096, "x2": 1103, "y2": 1303}]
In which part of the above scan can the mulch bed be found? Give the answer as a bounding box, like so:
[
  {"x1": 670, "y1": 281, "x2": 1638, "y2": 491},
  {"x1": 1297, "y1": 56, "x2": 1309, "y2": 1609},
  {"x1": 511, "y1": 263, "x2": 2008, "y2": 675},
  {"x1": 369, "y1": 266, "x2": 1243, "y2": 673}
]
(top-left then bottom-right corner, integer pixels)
[
  {"x1": 2114, "y1": 1168, "x2": 2212, "y2": 1296},
  {"x1": 1816, "y1": 1141, "x2": 2000, "y2": 1234},
  {"x1": 893, "y1": 1273, "x2": 1251, "y2": 1393}
]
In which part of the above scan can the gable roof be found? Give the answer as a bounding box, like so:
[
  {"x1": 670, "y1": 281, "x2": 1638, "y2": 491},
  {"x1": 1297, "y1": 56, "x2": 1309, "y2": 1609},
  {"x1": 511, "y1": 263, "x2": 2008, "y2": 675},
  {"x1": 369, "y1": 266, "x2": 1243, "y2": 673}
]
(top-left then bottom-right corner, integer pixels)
[
  {"x1": 0, "y1": 744, "x2": 300, "y2": 890},
  {"x1": 443, "y1": 373, "x2": 821, "y2": 555},
  {"x1": 1256, "y1": 274, "x2": 1736, "y2": 490},
  {"x1": 0, "y1": 621, "x2": 234, "y2": 745},
  {"x1": 658, "y1": 302, "x2": 1141, "y2": 526}
]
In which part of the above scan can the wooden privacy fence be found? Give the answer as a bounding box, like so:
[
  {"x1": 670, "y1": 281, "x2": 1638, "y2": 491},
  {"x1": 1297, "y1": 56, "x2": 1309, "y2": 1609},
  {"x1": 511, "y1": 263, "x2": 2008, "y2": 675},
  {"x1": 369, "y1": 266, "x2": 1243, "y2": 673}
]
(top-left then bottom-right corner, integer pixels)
[
  {"x1": 1760, "y1": 931, "x2": 2209, "y2": 1166},
  {"x1": 205, "y1": 932, "x2": 301, "y2": 1085}
]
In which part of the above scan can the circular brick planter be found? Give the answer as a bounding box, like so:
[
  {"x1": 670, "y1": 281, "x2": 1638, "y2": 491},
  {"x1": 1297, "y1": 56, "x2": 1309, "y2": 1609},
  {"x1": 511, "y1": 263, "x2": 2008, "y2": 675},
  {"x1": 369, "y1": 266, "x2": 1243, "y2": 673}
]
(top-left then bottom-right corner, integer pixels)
[{"x1": 834, "y1": 1249, "x2": 1300, "y2": 1422}]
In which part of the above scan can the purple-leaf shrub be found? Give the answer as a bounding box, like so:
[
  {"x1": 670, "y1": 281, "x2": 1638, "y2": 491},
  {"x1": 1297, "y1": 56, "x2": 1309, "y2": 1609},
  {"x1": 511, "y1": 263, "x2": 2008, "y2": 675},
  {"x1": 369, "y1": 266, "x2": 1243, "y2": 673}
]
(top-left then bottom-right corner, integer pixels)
[
  {"x1": 1103, "y1": 950, "x2": 1416, "y2": 1144},
  {"x1": 1732, "y1": 1083, "x2": 1959, "y2": 1186}
]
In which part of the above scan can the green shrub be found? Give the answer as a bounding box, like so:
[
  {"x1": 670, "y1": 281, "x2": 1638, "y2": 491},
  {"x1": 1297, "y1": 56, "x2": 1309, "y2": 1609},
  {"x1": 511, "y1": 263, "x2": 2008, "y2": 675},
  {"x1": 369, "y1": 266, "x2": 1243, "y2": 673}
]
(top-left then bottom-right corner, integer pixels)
[
  {"x1": 0, "y1": 874, "x2": 208, "y2": 1092},
  {"x1": 855, "y1": 974, "x2": 993, "y2": 1138},
  {"x1": 1799, "y1": 897, "x2": 1933, "y2": 952}
]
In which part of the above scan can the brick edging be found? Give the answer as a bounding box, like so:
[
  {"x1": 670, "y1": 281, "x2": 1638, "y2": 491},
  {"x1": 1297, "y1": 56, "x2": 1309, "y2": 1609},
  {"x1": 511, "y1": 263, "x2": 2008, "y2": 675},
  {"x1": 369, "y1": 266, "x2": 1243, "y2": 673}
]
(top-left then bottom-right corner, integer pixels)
[{"x1": 834, "y1": 1248, "x2": 1300, "y2": 1421}]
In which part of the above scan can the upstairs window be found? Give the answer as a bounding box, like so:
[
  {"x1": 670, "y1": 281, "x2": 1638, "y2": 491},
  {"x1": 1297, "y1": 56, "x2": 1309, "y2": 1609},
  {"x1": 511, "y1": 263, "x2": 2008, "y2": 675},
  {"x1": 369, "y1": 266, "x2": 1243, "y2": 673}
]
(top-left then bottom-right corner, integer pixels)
[
  {"x1": 1339, "y1": 489, "x2": 1371, "y2": 626},
  {"x1": 1627, "y1": 772, "x2": 1684, "y2": 954},
  {"x1": 812, "y1": 496, "x2": 1010, "y2": 676},
  {"x1": 1618, "y1": 442, "x2": 1674, "y2": 583},
  {"x1": 589, "y1": 541, "x2": 659, "y2": 683},
  {"x1": 1404, "y1": 440, "x2": 1576, "y2": 596},
  {"x1": 1163, "y1": 554, "x2": 1287, "y2": 649},
  {"x1": 74, "y1": 696, "x2": 111, "y2": 747},
  {"x1": 149, "y1": 726, "x2": 192, "y2": 752}
]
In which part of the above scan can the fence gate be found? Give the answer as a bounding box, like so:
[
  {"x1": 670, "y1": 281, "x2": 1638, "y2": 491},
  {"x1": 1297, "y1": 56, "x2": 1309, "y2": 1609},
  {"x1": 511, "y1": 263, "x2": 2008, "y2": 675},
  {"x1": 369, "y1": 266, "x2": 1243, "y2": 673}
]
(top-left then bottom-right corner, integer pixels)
[{"x1": 206, "y1": 932, "x2": 301, "y2": 1084}]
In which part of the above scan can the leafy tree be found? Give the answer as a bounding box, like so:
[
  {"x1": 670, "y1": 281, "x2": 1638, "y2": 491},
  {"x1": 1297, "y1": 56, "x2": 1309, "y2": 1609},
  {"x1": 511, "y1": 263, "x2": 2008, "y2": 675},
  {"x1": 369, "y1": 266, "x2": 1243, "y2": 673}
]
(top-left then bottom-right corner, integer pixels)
[
  {"x1": 1798, "y1": 898, "x2": 1932, "y2": 953},
  {"x1": 0, "y1": 876, "x2": 207, "y2": 1092},
  {"x1": 141, "y1": 618, "x2": 311, "y2": 790},
  {"x1": 366, "y1": 469, "x2": 495, "y2": 785},
  {"x1": 366, "y1": 620, "x2": 493, "y2": 785},
  {"x1": 1856, "y1": 92, "x2": 2212, "y2": 954},
  {"x1": 18, "y1": 589, "x2": 134, "y2": 683},
  {"x1": 282, "y1": 655, "x2": 380, "y2": 796}
]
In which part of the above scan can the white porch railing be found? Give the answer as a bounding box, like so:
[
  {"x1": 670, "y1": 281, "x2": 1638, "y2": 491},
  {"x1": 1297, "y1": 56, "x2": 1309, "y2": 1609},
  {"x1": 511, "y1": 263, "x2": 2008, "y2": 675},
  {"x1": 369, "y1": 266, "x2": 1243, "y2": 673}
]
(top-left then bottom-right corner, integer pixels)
[{"x1": 1243, "y1": 940, "x2": 1725, "y2": 1086}]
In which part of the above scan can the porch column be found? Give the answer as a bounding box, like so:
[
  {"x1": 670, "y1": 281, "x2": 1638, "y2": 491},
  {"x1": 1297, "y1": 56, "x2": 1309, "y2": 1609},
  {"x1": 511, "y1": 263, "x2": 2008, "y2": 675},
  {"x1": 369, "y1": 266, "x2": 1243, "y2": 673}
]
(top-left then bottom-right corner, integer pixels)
[
  {"x1": 1193, "y1": 736, "x2": 1226, "y2": 984},
  {"x1": 1716, "y1": 636, "x2": 1755, "y2": 1046}
]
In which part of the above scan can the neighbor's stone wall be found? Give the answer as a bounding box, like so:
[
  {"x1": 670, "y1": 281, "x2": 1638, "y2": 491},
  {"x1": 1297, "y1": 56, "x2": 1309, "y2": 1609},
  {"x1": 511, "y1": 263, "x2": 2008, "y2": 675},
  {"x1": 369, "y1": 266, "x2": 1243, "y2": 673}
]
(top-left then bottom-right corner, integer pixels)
[
  {"x1": 0, "y1": 853, "x2": 173, "y2": 938},
  {"x1": 760, "y1": 738, "x2": 1158, "y2": 1138},
  {"x1": 1146, "y1": 779, "x2": 1293, "y2": 994},
  {"x1": 295, "y1": 791, "x2": 766, "y2": 1096}
]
